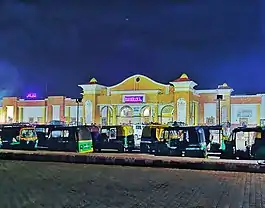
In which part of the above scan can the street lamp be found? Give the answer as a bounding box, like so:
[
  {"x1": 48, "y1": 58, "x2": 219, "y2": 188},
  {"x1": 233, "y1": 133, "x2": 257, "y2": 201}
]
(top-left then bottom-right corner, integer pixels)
[
  {"x1": 216, "y1": 94, "x2": 223, "y2": 125},
  {"x1": 76, "y1": 98, "x2": 82, "y2": 126},
  {"x1": 216, "y1": 94, "x2": 223, "y2": 144}
]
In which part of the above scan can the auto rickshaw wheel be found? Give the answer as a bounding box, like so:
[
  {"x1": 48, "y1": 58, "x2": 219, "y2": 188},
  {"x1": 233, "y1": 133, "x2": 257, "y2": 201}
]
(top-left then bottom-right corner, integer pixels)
[
  {"x1": 127, "y1": 147, "x2": 133, "y2": 153},
  {"x1": 201, "y1": 150, "x2": 208, "y2": 158},
  {"x1": 220, "y1": 152, "x2": 235, "y2": 159},
  {"x1": 118, "y1": 147, "x2": 125, "y2": 153},
  {"x1": 94, "y1": 148, "x2": 101, "y2": 152}
]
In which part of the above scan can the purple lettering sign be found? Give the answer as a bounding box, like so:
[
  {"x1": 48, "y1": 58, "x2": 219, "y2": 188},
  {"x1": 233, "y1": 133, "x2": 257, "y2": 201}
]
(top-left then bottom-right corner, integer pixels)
[
  {"x1": 26, "y1": 93, "x2": 37, "y2": 99},
  {"x1": 124, "y1": 96, "x2": 144, "y2": 103}
]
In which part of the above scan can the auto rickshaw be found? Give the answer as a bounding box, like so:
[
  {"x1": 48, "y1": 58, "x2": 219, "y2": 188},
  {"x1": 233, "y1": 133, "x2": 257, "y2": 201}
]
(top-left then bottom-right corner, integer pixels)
[
  {"x1": 251, "y1": 127, "x2": 265, "y2": 159},
  {"x1": 155, "y1": 126, "x2": 207, "y2": 158},
  {"x1": 47, "y1": 126, "x2": 93, "y2": 153},
  {"x1": 84, "y1": 125, "x2": 100, "y2": 151},
  {"x1": 93, "y1": 125, "x2": 135, "y2": 152},
  {"x1": 221, "y1": 126, "x2": 265, "y2": 159},
  {"x1": 202, "y1": 125, "x2": 230, "y2": 156},
  {"x1": 0, "y1": 124, "x2": 38, "y2": 149},
  {"x1": 140, "y1": 124, "x2": 168, "y2": 153},
  {"x1": 35, "y1": 124, "x2": 58, "y2": 148}
]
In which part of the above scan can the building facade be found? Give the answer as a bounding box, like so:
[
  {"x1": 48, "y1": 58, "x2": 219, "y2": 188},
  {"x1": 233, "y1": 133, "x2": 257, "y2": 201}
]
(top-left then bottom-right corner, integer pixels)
[{"x1": 0, "y1": 73, "x2": 264, "y2": 127}]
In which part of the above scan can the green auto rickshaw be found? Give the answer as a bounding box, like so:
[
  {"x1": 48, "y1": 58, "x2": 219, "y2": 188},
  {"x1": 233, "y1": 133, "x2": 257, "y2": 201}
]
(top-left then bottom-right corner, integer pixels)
[{"x1": 47, "y1": 126, "x2": 93, "y2": 153}]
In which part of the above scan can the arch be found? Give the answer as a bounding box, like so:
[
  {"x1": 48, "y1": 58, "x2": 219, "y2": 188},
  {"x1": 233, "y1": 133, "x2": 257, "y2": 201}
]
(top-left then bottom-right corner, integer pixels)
[
  {"x1": 161, "y1": 105, "x2": 174, "y2": 124},
  {"x1": 143, "y1": 108, "x2": 150, "y2": 117},
  {"x1": 120, "y1": 106, "x2": 133, "y2": 117},
  {"x1": 177, "y1": 98, "x2": 187, "y2": 123},
  {"x1": 117, "y1": 106, "x2": 133, "y2": 125},
  {"x1": 140, "y1": 105, "x2": 151, "y2": 123},
  {"x1": 141, "y1": 105, "x2": 151, "y2": 117},
  {"x1": 85, "y1": 100, "x2": 93, "y2": 124},
  {"x1": 101, "y1": 106, "x2": 113, "y2": 125}
]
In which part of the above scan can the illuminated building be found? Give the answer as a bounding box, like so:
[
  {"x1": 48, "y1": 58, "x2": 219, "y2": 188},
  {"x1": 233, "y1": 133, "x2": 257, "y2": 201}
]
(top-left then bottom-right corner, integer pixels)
[{"x1": 0, "y1": 74, "x2": 264, "y2": 127}]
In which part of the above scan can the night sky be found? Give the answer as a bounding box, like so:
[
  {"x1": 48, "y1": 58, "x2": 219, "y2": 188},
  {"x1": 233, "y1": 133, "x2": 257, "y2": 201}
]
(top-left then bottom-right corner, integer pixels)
[{"x1": 0, "y1": 0, "x2": 264, "y2": 98}]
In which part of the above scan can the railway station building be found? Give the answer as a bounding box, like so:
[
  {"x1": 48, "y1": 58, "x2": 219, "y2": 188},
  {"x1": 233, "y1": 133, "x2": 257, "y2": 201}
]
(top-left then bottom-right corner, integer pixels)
[{"x1": 0, "y1": 73, "x2": 264, "y2": 128}]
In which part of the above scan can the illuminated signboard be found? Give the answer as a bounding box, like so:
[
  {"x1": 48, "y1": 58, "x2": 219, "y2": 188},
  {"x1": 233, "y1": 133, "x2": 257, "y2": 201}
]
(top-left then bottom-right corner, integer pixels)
[
  {"x1": 26, "y1": 93, "x2": 37, "y2": 99},
  {"x1": 123, "y1": 95, "x2": 145, "y2": 103}
]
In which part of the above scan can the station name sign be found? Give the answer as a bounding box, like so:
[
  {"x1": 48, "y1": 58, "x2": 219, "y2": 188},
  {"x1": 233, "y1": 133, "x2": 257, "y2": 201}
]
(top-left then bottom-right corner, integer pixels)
[
  {"x1": 26, "y1": 93, "x2": 37, "y2": 99},
  {"x1": 123, "y1": 95, "x2": 145, "y2": 103}
]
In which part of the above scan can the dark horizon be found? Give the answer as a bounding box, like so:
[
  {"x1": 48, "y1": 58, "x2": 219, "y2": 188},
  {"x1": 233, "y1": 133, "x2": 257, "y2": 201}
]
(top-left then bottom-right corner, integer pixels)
[{"x1": 0, "y1": 0, "x2": 264, "y2": 98}]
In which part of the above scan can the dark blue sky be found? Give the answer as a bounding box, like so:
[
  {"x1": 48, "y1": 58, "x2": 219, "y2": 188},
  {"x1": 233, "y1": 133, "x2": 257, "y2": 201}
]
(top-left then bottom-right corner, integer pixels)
[{"x1": 0, "y1": 0, "x2": 264, "y2": 98}]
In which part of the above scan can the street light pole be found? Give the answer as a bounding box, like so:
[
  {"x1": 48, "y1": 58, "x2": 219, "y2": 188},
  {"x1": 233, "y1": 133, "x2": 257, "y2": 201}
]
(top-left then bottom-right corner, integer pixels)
[
  {"x1": 216, "y1": 94, "x2": 223, "y2": 143},
  {"x1": 76, "y1": 98, "x2": 82, "y2": 126},
  {"x1": 218, "y1": 99, "x2": 221, "y2": 126}
]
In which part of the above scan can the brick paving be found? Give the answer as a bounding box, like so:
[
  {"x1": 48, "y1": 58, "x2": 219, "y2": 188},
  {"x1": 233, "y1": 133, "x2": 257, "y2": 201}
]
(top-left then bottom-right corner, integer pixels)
[{"x1": 0, "y1": 160, "x2": 264, "y2": 207}]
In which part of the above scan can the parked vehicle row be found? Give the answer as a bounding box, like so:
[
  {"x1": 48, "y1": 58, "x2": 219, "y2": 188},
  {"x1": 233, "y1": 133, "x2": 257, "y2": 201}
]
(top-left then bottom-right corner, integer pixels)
[
  {"x1": 0, "y1": 122, "x2": 264, "y2": 160},
  {"x1": 139, "y1": 124, "x2": 265, "y2": 159}
]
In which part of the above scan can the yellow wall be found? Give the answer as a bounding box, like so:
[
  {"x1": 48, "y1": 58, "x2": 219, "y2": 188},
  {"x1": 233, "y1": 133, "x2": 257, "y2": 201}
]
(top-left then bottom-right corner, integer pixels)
[
  {"x1": 110, "y1": 75, "x2": 168, "y2": 91},
  {"x1": 0, "y1": 107, "x2": 3, "y2": 122},
  {"x1": 81, "y1": 75, "x2": 198, "y2": 125},
  {"x1": 257, "y1": 104, "x2": 261, "y2": 125}
]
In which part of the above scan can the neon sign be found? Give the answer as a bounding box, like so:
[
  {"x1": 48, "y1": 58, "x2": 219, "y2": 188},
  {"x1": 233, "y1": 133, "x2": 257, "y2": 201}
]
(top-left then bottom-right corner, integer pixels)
[
  {"x1": 124, "y1": 95, "x2": 144, "y2": 103},
  {"x1": 26, "y1": 93, "x2": 37, "y2": 99}
]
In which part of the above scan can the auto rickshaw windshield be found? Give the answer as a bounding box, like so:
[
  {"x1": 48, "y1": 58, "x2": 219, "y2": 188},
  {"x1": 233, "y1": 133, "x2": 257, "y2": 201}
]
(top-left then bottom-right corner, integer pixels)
[
  {"x1": 78, "y1": 127, "x2": 92, "y2": 141},
  {"x1": 21, "y1": 129, "x2": 37, "y2": 138}
]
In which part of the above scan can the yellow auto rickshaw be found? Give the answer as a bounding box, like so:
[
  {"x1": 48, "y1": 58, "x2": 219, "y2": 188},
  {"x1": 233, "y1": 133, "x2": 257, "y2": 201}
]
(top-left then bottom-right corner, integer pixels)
[
  {"x1": 140, "y1": 124, "x2": 168, "y2": 153},
  {"x1": 94, "y1": 125, "x2": 135, "y2": 152}
]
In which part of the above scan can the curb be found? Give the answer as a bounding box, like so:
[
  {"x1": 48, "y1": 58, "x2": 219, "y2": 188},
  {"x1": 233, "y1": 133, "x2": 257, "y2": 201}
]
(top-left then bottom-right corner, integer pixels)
[{"x1": 0, "y1": 150, "x2": 264, "y2": 173}]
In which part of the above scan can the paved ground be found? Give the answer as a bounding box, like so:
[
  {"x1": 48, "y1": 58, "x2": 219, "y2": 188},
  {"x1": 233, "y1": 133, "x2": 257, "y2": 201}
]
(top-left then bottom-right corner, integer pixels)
[
  {"x1": 1, "y1": 149, "x2": 261, "y2": 164},
  {"x1": 0, "y1": 160, "x2": 265, "y2": 208}
]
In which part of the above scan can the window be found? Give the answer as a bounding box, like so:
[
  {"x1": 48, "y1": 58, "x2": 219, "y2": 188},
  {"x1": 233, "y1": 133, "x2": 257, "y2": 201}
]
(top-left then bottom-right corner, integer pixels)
[
  {"x1": 206, "y1": 116, "x2": 215, "y2": 125},
  {"x1": 109, "y1": 128, "x2": 117, "y2": 139},
  {"x1": 143, "y1": 108, "x2": 150, "y2": 117},
  {"x1": 28, "y1": 117, "x2": 34, "y2": 123},
  {"x1": 142, "y1": 127, "x2": 151, "y2": 137},
  {"x1": 37, "y1": 117, "x2": 42, "y2": 123},
  {"x1": 197, "y1": 128, "x2": 206, "y2": 143},
  {"x1": 70, "y1": 117, "x2": 76, "y2": 123},
  {"x1": 51, "y1": 130, "x2": 69, "y2": 138},
  {"x1": 237, "y1": 110, "x2": 252, "y2": 118},
  {"x1": 78, "y1": 127, "x2": 92, "y2": 141},
  {"x1": 164, "y1": 130, "x2": 169, "y2": 139},
  {"x1": 36, "y1": 128, "x2": 45, "y2": 133},
  {"x1": 120, "y1": 107, "x2": 133, "y2": 117},
  {"x1": 169, "y1": 130, "x2": 178, "y2": 139}
]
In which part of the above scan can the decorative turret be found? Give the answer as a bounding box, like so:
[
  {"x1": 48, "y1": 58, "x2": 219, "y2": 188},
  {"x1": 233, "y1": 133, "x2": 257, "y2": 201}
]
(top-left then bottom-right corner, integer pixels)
[
  {"x1": 218, "y1": 83, "x2": 231, "y2": 89},
  {"x1": 217, "y1": 83, "x2": 233, "y2": 94},
  {"x1": 89, "y1": 78, "x2": 97, "y2": 84},
  {"x1": 78, "y1": 77, "x2": 106, "y2": 95},
  {"x1": 170, "y1": 73, "x2": 197, "y2": 91},
  {"x1": 172, "y1": 73, "x2": 190, "y2": 82}
]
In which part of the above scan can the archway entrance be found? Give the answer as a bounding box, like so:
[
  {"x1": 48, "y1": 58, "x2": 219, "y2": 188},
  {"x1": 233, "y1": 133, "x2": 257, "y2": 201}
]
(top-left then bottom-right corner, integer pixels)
[
  {"x1": 141, "y1": 106, "x2": 151, "y2": 124},
  {"x1": 161, "y1": 105, "x2": 174, "y2": 124},
  {"x1": 101, "y1": 106, "x2": 113, "y2": 125},
  {"x1": 118, "y1": 106, "x2": 133, "y2": 125}
]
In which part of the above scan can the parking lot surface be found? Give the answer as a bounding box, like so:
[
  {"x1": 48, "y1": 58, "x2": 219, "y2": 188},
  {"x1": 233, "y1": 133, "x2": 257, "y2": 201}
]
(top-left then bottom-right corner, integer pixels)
[{"x1": 0, "y1": 160, "x2": 264, "y2": 208}]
